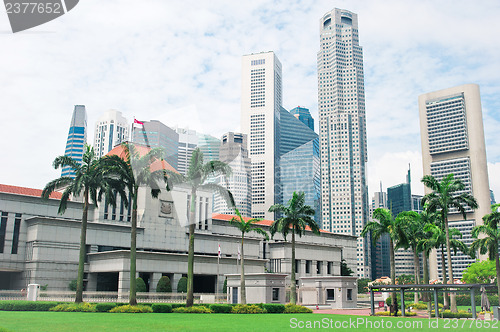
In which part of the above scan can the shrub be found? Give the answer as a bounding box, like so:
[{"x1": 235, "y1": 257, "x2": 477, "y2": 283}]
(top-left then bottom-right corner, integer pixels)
[
  {"x1": 262, "y1": 304, "x2": 285, "y2": 313},
  {"x1": 209, "y1": 304, "x2": 232, "y2": 313},
  {"x1": 177, "y1": 277, "x2": 188, "y2": 293},
  {"x1": 171, "y1": 303, "x2": 186, "y2": 309},
  {"x1": 95, "y1": 303, "x2": 117, "y2": 312},
  {"x1": 136, "y1": 277, "x2": 147, "y2": 293},
  {"x1": 231, "y1": 304, "x2": 265, "y2": 314},
  {"x1": 441, "y1": 310, "x2": 472, "y2": 319},
  {"x1": 375, "y1": 311, "x2": 417, "y2": 316},
  {"x1": 408, "y1": 302, "x2": 443, "y2": 310},
  {"x1": 152, "y1": 303, "x2": 173, "y2": 313},
  {"x1": 0, "y1": 301, "x2": 61, "y2": 311},
  {"x1": 283, "y1": 303, "x2": 313, "y2": 314},
  {"x1": 156, "y1": 276, "x2": 172, "y2": 293},
  {"x1": 69, "y1": 280, "x2": 77, "y2": 291},
  {"x1": 109, "y1": 305, "x2": 153, "y2": 313},
  {"x1": 173, "y1": 306, "x2": 212, "y2": 313},
  {"x1": 50, "y1": 303, "x2": 96, "y2": 312},
  {"x1": 223, "y1": 278, "x2": 227, "y2": 294}
]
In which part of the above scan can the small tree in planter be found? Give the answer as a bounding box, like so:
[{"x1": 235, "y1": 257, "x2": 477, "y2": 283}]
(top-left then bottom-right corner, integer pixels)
[
  {"x1": 177, "y1": 277, "x2": 188, "y2": 293},
  {"x1": 156, "y1": 276, "x2": 172, "y2": 292}
]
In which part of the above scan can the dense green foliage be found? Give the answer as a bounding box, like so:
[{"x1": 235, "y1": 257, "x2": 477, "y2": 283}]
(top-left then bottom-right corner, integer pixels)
[
  {"x1": 441, "y1": 309, "x2": 473, "y2": 318},
  {"x1": 151, "y1": 303, "x2": 173, "y2": 313},
  {"x1": 95, "y1": 303, "x2": 117, "y2": 312},
  {"x1": 375, "y1": 311, "x2": 417, "y2": 316},
  {"x1": 68, "y1": 280, "x2": 77, "y2": 291},
  {"x1": 340, "y1": 259, "x2": 353, "y2": 276},
  {"x1": 357, "y1": 278, "x2": 370, "y2": 294},
  {"x1": 396, "y1": 274, "x2": 415, "y2": 285},
  {"x1": 209, "y1": 304, "x2": 232, "y2": 313},
  {"x1": 136, "y1": 277, "x2": 147, "y2": 293},
  {"x1": 462, "y1": 260, "x2": 496, "y2": 284},
  {"x1": 109, "y1": 305, "x2": 153, "y2": 313},
  {"x1": 177, "y1": 277, "x2": 188, "y2": 293},
  {"x1": 231, "y1": 304, "x2": 265, "y2": 314},
  {"x1": 0, "y1": 301, "x2": 61, "y2": 311},
  {"x1": 262, "y1": 304, "x2": 285, "y2": 313},
  {"x1": 49, "y1": 303, "x2": 96, "y2": 312},
  {"x1": 283, "y1": 303, "x2": 313, "y2": 313},
  {"x1": 156, "y1": 276, "x2": 172, "y2": 293},
  {"x1": 223, "y1": 278, "x2": 227, "y2": 294},
  {"x1": 172, "y1": 306, "x2": 212, "y2": 313}
]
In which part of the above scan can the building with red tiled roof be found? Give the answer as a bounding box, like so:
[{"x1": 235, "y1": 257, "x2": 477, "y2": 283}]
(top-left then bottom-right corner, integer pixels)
[{"x1": 0, "y1": 184, "x2": 64, "y2": 200}]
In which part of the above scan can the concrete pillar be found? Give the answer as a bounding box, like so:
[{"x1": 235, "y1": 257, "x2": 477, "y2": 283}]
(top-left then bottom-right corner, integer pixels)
[
  {"x1": 87, "y1": 273, "x2": 97, "y2": 291},
  {"x1": 118, "y1": 271, "x2": 130, "y2": 301},
  {"x1": 171, "y1": 273, "x2": 183, "y2": 292},
  {"x1": 150, "y1": 273, "x2": 163, "y2": 292}
]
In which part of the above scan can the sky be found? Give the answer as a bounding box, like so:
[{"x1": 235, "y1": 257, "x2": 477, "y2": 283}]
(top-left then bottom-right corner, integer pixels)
[{"x1": 0, "y1": 0, "x2": 499, "y2": 201}]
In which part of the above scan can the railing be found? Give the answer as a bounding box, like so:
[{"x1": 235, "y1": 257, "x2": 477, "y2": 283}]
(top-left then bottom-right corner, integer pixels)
[{"x1": 0, "y1": 290, "x2": 227, "y2": 303}]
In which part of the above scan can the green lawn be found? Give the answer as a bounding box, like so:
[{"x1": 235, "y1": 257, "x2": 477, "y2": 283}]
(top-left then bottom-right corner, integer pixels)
[{"x1": 0, "y1": 312, "x2": 497, "y2": 331}]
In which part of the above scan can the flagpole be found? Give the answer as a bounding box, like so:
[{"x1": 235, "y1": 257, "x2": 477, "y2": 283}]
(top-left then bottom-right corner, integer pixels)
[{"x1": 217, "y1": 243, "x2": 220, "y2": 303}]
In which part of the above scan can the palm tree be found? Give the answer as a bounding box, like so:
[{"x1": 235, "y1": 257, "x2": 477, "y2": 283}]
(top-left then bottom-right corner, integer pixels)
[
  {"x1": 470, "y1": 204, "x2": 500, "y2": 301},
  {"x1": 106, "y1": 143, "x2": 169, "y2": 305},
  {"x1": 421, "y1": 174, "x2": 478, "y2": 312},
  {"x1": 395, "y1": 210, "x2": 425, "y2": 303},
  {"x1": 229, "y1": 208, "x2": 269, "y2": 304},
  {"x1": 165, "y1": 148, "x2": 234, "y2": 307},
  {"x1": 361, "y1": 208, "x2": 405, "y2": 308},
  {"x1": 268, "y1": 191, "x2": 320, "y2": 304},
  {"x1": 42, "y1": 145, "x2": 123, "y2": 303}
]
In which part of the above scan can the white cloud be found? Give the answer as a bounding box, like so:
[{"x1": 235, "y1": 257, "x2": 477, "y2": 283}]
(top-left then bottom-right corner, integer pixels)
[{"x1": 0, "y1": 0, "x2": 498, "y2": 195}]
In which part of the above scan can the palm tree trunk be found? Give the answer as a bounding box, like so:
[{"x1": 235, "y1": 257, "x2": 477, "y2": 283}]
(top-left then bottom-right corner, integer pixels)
[
  {"x1": 444, "y1": 216, "x2": 457, "y2": 312},
  {"x1": 240, "y1": 233, "x2": 246, "y2": 304},
  {"x1": 389, "y1": 237, "x2": 396, "y2": 311},
  {"x1": 186, "y1": 190, "x2": 196, "y2": 307},
  {"x1": 496, "y1": 248, "x2": 500, "y2": 305},
  {"x1": 423, "y1": 250, "x2": 430, "y2": 312},
  {"x1": 441, "y1": 244, "x2": 449, "y2": 308},
  {"x1": 413, "y1": 247, "x2": 420, "y2": 303},
  {"x1": 129, "y1": 186, "x2": 138, "y2": 305},
  {"x1": 290, "y1": 230, "x2": 297, "y2": 304},
  {"x1": 75, "y1": 187, "x2": 89, "y2": 303}
]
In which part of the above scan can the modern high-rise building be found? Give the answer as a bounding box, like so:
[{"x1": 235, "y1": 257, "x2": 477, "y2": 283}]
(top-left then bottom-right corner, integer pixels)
[
  {"x1": 317, "y1": 8, "x2": 370, "y2": 277},
  {"x1": 131, "y1": 120, "x2": 179, "y2": 170},
  {"x1": 62, "y1": 105, "x2": 87, "y2": 178},
  {"x1": 175, "y1": 127, "x2": 198, "y2": 176},
  {"x1": 289, "y1": 106, "x2": 314, "y2": 131},
  {"x1": 93, "y1": 110, "x2": 129, "y2": 158},
  {"x1": 241, "y1": 51, "x2": 282, "y2": 220},
  {"x1": 197, "y1": 133, "x2": 221, "y2": 163},
  {"x1": 370, "y1": 189, "x2": 389, "y2": 280},
  {"x1": 280, "y1": 107, "x2": 321, "y2": 225},
  {"x1": 213, "y1": 132, "x2": 252, "y2": 217},
  {"x1": 419, "y1": 83, "x2": 491, "y2": 280}
]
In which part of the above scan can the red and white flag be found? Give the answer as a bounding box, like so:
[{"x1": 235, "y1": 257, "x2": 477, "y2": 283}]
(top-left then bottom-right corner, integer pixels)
[
  {"x1": 218, "y1": 244, "x2": 221, "y2": 259},
  {"x1": 134, "y1": 118, "x2": 144, "y2": 125}
]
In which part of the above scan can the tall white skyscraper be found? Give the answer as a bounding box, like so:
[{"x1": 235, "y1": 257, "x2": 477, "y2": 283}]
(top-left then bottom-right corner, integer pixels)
[
  {"x1": 419, "y1": 83, "x2": 491, "y2": 279},
  {"x1": 241, "y1": 51, "x2": 282, "y2": 220},
  {"x1": 93, "y1": 110, "x2": 129, "y2": 158},
  {"x1": 317, "y1": 9, "x2": 370, "y2": 277}
]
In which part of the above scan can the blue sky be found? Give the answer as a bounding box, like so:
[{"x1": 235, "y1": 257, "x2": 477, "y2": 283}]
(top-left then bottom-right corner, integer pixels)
[{"x1": 0, "y1": 0, "x2": 499, "y2": 199}]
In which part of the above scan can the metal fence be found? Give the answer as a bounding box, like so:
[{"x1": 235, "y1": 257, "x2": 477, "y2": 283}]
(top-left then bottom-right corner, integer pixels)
[{"x1": 0, "y1": 290, "x2": 227, "y2": 303}]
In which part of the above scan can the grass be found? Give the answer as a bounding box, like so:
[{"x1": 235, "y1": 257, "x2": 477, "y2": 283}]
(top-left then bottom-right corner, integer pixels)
[{"x1": 0, "y1": 312, "x2": 497, "y2": 331}]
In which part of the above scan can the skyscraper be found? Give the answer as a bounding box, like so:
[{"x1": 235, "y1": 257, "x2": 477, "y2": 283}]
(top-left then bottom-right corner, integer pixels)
[
  {"x1": 131, "y1": 120, "x2": 179, "y2": 170},
  {"x1": 419, "y1": 83, "x2": 491, "y2": 279},
  {"x1": 93, "y1": 110, "x2": 129, "y2": 158},
  {"x1": 289, "y1": 106, "x2": 314, "y2": 131},
  {"x1": 175, "y1": 127, "x2": 198, "y2": 176},
  {"x1": 241, "y1": 51, "x2": 282, "y2": 220},
  {"x1": 197, "y1": 133, "x2": 221, "y2": 163},
  {"x1": 280, "y1": 107, "x2": 321, "y2": 225},
  {"x1": 62, "y1": 105, "x2": 87, "y2": 178},
  {"x1": 213, "y1": 132, "x2": 252, "y2": 217},
  {"x1": 317, "y1": 8, "x2": 370, "y2": 277}
]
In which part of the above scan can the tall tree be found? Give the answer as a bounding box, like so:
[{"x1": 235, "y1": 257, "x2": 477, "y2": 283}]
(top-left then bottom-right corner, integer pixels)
[
  {"x1": 165, "y1": 148, "x2": 234, "y2": 307},
  {"x1": 229, "y1": 208, "x2": 268, "y2": 304},
  {"x1": 42, "y1": 145, "x2": 123, "y2": 303},
  {"x1": 361, "y1": 208, "x2": 405, "y2": 308},
  {"x1": 421, "y1": 174, "x2": 478, "y2": 312},
  {"x1": 268, "y1": 191, "x2": 320, "y2": 304},
  {"x1": 106, "y1": 143, "x2": 169, "y2": 305},
  {"x1": 470, "y1": 204, "x2": 500, "y2": 301}
]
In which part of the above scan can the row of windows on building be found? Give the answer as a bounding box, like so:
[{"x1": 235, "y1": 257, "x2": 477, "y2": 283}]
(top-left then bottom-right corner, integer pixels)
[{"x1": 0, "y1": 211, "x2": 21, "y2": 254}]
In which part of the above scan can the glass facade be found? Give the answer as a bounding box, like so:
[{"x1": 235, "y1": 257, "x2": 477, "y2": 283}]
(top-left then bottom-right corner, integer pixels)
[{"x1": 62, "y1": 105, "x2": 87, "y2": 178}]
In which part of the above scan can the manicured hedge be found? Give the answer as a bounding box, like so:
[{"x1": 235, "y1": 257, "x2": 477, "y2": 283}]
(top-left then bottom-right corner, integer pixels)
[
  {"x1": 209, "y1": 304, "x2": 232, "y2": 313},
  {"x1": 109, "y1": 305, "x2": 153, "y2": 313},
  {"x1": 95, "y1": 303, "x2": 117, "y2": 312},
  {"x1": 441, "y1": 310, "x2": 472, "y2": 318},
  {"x1": 283, "y1": 304, "x2": 313, "y2": 313},
  {"x1": 375, "y1": 311, "x2": 417, "y2": 316},
  {"x1": 262, "y1": 304, "x2": 285, "y2": 313},
  {"x1": 0, "y1": 301, "x2": 61, "y2": 311},
  {"x1": 231, "y1": 304, "x2": 265, "y2": 314},
  {"x1": 173, "y1": 306, "x2": 212, "y2": 313},
  {"x1": 152, "y1": 303, "x2": 173, "y2": 313},
  {"x1": 50, "y1": 303, "x2": 96, "y2": 312}
]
